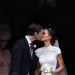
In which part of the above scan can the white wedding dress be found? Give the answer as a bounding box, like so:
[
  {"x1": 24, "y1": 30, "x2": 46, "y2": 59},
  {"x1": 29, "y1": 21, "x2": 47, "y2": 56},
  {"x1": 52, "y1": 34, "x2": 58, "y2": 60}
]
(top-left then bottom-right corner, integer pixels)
[{"x1": 35, "y1": 45, "x2": 61, "y2": 75}]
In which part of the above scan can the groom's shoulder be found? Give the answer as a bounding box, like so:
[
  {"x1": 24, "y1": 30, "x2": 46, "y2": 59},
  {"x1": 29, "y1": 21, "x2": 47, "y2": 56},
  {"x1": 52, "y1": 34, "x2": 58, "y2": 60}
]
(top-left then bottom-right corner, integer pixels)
[{"x1": 14, "y1": 38, "x2": 27, "y2": 46}]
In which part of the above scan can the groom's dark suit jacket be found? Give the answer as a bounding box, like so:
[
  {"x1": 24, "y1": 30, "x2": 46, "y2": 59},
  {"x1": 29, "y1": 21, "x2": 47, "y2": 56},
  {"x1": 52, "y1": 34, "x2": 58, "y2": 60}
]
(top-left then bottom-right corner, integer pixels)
[{"x1": 10, "y1": 38, "x2": 37, "y2": 75}]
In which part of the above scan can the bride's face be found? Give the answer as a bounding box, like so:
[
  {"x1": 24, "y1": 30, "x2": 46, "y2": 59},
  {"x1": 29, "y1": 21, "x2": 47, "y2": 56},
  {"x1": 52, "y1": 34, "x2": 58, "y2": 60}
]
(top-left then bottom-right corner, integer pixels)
[{"x1": 41, "y1": 29, "x2": 52, "y2": 42}]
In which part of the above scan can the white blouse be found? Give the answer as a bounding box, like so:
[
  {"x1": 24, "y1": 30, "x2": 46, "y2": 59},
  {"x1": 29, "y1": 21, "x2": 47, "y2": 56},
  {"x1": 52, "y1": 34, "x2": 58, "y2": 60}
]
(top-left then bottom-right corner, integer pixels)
[{"x1": 35, "y1": 45, "x2": 61, "y2": 75}]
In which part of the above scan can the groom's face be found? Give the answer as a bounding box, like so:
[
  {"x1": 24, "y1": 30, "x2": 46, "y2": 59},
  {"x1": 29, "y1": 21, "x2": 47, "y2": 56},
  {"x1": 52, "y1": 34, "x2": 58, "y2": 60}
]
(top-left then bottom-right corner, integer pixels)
[{"x1": 34, "y1": 29, "x2": 43, "y2": 40}]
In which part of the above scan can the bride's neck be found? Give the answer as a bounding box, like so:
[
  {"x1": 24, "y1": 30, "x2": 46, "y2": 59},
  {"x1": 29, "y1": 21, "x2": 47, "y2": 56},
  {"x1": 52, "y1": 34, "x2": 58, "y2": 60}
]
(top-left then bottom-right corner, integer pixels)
[{"x1": 44, "y1": 41, "x2": 51, "y2": 47}]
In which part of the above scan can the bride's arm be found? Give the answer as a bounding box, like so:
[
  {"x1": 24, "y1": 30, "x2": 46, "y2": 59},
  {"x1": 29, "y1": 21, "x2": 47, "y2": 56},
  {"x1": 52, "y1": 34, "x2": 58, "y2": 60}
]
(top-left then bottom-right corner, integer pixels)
[
  {"x1": 52, "y1": 53, "x2": 64, "y2": 74},
  {"x1": 35, "y1": 58, "x2": 41, "y2": 75}
]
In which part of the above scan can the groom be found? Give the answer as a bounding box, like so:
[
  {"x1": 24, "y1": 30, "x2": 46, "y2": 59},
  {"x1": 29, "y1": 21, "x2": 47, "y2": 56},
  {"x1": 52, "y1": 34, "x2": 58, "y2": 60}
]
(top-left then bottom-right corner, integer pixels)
[{"x1": 9, "y1": 23, "x2": 43, "y2": 75}]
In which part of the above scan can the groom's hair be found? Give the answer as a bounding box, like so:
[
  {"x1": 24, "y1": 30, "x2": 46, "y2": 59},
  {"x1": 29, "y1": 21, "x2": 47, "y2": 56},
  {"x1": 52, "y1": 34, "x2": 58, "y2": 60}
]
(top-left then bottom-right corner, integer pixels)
[{"x1": 27, "y1": 23, "x2": 43, "y2": 36}]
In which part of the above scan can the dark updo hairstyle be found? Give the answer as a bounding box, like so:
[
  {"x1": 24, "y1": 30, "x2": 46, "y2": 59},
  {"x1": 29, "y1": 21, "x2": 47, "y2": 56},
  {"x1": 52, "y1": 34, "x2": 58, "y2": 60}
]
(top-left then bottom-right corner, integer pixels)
[{"x1": 45, "y1": 28, "x2": 56, "y2": 45}]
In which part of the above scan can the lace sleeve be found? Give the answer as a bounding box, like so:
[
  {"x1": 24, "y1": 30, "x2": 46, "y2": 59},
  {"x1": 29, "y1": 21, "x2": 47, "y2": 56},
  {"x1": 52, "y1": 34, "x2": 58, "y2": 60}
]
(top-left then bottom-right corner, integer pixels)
[{"x1": 55, "y1": 47, "x2": 61, "y2": 56}]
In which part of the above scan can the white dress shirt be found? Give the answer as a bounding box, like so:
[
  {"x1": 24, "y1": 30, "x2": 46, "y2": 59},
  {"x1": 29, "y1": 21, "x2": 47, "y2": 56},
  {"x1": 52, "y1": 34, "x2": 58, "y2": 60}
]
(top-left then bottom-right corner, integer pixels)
[{"x1": 25, "y1": 35, "x2": 33, "y2": 58}]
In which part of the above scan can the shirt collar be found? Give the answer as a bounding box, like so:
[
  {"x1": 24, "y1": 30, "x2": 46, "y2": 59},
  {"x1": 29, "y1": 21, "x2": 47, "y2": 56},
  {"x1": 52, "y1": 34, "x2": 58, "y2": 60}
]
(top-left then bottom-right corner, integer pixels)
[{"x1": 25, "y1": 35, "x2": 32, "y2": 45}]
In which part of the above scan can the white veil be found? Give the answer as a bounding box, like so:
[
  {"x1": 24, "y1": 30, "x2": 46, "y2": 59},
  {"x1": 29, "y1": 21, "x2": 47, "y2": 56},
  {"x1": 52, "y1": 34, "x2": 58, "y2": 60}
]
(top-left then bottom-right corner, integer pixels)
[{"x1": 53, "y1": 40, "x2": 68, "y2": 75}]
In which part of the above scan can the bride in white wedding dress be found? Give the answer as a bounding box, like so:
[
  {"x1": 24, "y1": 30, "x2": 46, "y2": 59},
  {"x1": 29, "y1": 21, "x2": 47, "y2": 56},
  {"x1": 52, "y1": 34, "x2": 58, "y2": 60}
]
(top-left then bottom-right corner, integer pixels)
[{"x1": 35, "y1": 28, "x2": 65, "y2": 75}]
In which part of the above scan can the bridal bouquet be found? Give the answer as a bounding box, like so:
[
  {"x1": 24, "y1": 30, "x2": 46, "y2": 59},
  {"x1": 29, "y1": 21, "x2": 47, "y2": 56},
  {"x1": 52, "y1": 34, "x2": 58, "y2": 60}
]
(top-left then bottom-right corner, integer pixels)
[{"x1": 40, "y1": 63, "x2": 53, "y2": 75}]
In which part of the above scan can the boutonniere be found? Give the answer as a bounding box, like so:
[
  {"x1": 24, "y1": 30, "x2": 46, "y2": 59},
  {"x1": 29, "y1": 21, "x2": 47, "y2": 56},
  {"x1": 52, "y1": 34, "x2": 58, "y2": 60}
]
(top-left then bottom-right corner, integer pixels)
[{"x1": 33, "y1": 44, "x2": 37, "y2": 48}]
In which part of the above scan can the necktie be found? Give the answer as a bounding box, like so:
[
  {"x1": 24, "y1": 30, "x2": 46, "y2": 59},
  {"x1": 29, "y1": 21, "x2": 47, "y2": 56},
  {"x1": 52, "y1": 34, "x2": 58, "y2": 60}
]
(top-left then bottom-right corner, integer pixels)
[{"x1": 29, "y1": 43, "x2": 33, "y2": 59}]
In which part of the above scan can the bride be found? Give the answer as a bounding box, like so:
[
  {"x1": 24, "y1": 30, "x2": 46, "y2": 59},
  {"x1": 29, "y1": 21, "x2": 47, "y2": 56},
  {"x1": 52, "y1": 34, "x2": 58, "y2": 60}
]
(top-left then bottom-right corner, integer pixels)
[{"x1": 35, "y1": 28, "x2": 64, "y2": 75}]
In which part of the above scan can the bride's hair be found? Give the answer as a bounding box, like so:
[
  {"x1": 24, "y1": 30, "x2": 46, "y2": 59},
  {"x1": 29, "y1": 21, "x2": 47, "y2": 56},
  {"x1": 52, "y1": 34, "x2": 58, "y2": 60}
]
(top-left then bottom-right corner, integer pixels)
[{"x1": 45, "y1": 28, "x2": 57, "y2": 45}]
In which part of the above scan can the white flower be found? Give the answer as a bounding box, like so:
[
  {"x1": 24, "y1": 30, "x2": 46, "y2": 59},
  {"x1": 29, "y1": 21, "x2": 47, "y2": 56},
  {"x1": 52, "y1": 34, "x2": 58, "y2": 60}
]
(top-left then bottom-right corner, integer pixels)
[{"x1": 33, "y1": 44, "x2": 36, "y2": 48}]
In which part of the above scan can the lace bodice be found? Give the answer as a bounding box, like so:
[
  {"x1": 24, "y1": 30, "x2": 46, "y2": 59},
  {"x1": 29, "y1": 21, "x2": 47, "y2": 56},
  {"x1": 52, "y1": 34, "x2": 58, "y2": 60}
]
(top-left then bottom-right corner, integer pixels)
[{"x1": 35, "y1": 45, "x2": 61, "y2": 75}]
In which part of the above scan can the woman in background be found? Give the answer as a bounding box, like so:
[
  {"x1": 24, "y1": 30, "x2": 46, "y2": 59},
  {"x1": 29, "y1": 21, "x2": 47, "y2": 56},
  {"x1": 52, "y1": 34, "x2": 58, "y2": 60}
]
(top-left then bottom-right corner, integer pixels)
[{"x1": 0, "y1": 24, "x2": 11, "y2": 75}]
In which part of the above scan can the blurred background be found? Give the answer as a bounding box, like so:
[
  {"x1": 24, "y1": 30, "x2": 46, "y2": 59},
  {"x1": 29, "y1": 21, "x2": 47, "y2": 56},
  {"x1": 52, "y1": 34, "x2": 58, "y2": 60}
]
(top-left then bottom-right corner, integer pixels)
[{"x1": 0, "y1": 0, "x2": 75, "y2": 75}]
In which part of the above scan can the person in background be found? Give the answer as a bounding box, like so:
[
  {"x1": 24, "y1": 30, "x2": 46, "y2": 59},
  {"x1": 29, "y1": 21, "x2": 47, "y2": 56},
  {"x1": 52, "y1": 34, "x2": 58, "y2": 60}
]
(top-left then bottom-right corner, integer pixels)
[{"x1": 0, "y1": 24, "x2": 12, "y2": 75}]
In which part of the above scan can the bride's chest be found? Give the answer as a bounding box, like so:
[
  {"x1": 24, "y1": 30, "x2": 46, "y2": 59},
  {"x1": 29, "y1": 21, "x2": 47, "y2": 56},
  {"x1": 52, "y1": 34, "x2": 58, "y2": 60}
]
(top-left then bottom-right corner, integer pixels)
[{"x1": 39, "y1": 49, "x2": 57, "y2": 65}]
